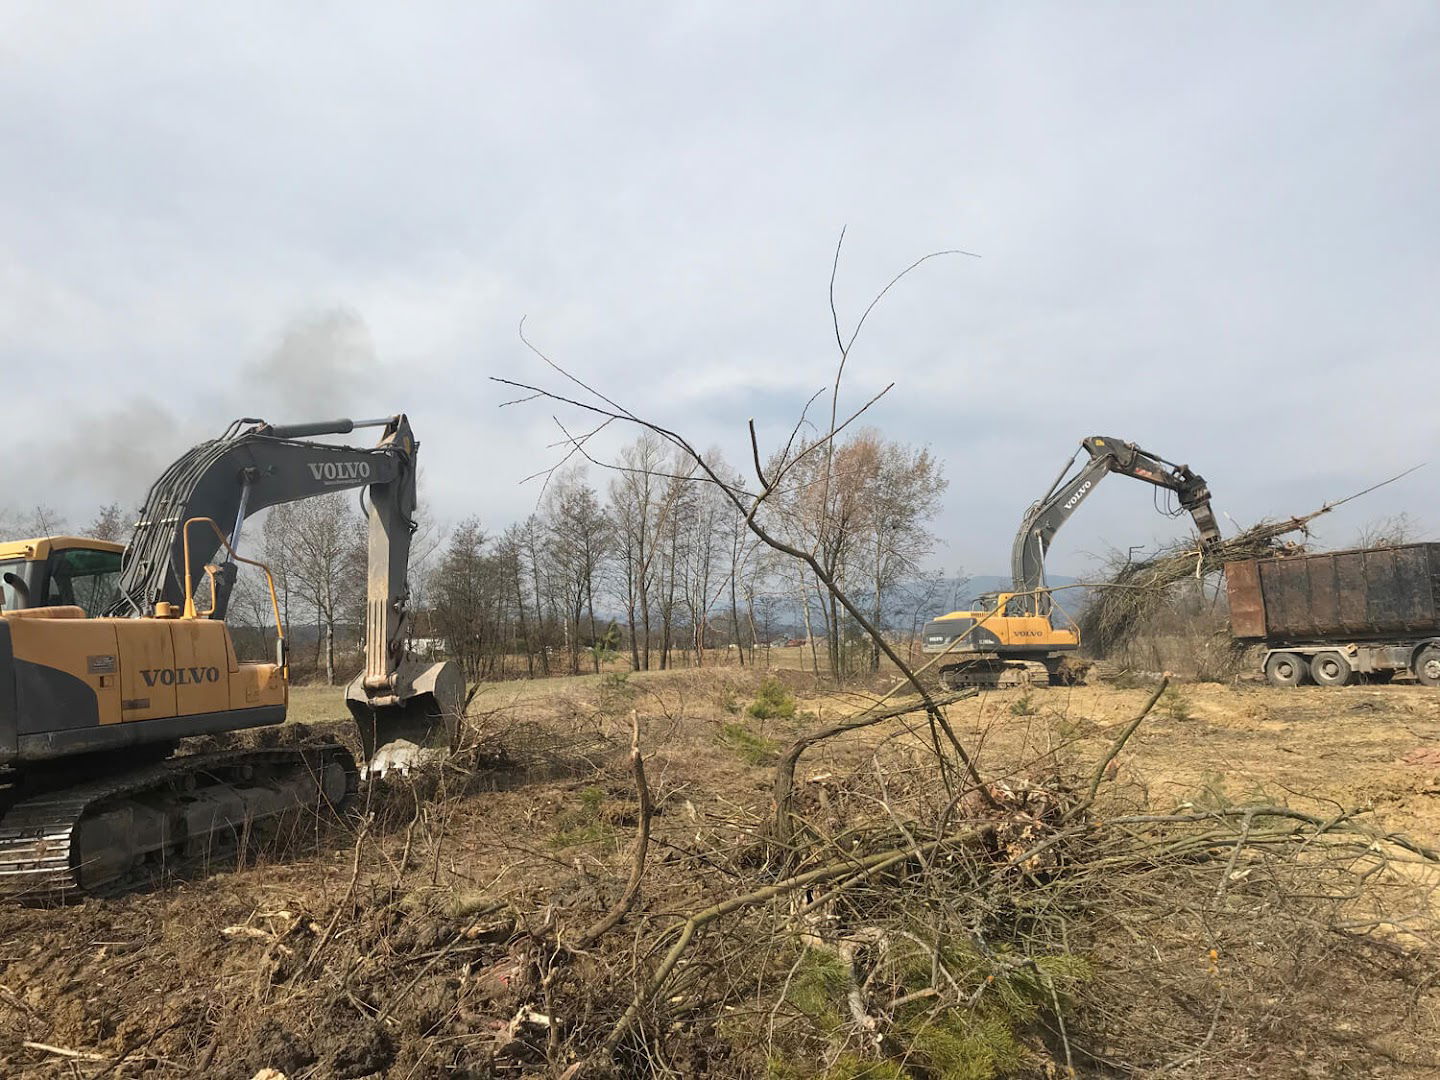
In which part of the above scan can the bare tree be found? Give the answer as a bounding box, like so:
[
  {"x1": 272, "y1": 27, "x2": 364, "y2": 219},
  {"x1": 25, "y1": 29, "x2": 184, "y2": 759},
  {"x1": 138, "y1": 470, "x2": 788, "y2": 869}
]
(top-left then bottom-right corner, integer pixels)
[
  {"x1": 607, "y1": 434, "x2": 685, "y2": 671},
  {"x1": 263, "y1": 493, "x2": 364, "y2": 684},
  {"x1": 542, "y1": 468, "x2": 612, "y2": 674},
  {"x1": 1351, "y1": 511, "x2": 1422, "y2": 548},
  {"x1": 428, "y1": 518, "x2": 495, "y2": 682},
  {"x1": 86, "y1": 503, "x2": 128, "y2": 541},
  {"x1": 496, "y1": 237, "x2": 988, "y2": 793}
]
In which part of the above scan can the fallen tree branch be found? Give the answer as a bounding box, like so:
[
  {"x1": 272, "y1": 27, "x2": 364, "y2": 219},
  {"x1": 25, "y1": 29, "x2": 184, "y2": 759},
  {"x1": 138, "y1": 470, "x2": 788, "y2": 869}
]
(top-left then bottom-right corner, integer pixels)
[
  {"x1": 772, "y1": 688, "x2": 979, "y2": 847},
  {"x1": 599, "y1": 829, "x2": 980, "y2": 1057},
  {"x1": 575, "y1": 711, "x2": 653, "y2": 948}
]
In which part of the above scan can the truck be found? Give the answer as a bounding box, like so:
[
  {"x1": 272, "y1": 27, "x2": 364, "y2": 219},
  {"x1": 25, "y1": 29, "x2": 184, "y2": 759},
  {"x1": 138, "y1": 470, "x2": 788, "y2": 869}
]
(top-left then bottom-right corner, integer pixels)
[{"x1": 1226, "y1": 542, "x2": 1440, "y2": 687}]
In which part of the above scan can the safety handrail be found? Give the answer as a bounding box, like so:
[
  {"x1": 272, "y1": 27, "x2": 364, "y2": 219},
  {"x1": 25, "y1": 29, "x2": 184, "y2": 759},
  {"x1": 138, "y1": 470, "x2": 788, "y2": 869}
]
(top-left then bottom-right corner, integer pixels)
[{"x1": 180, "y1": 517, "x2": 285, "y2": 651}]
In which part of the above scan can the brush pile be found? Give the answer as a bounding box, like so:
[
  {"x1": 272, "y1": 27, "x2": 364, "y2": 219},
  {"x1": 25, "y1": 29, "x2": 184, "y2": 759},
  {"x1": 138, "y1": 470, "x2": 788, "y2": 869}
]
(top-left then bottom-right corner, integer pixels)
[{"x1": 1078, "y1": 514, "x2": 1313, "y2": 656}]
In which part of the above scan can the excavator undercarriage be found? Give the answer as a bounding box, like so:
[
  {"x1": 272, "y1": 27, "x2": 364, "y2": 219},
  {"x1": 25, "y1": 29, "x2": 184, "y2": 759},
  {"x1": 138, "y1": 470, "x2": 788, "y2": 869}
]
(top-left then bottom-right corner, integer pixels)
[
  {"x1": 935, "y1": 657, "x2": 1089, "y2": 691},
  {"x1": 0, "y1": 744, "x2": 356, "y2": 896}
]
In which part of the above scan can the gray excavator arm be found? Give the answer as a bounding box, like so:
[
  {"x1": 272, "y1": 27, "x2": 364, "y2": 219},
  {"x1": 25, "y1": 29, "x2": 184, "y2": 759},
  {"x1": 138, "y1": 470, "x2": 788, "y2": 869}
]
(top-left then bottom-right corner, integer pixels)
[
  {"x1": 1011, "y1": 435, "x2": 1222, "y2": 609},
  {"x1": 110, "y1": 414, "x2": 461, "y2": 773}
]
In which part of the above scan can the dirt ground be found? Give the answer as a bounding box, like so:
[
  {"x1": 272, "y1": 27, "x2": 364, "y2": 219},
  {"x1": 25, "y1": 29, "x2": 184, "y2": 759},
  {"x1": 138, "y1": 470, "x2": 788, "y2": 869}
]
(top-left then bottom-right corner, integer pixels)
[{"x1": 4, "y1": 670, "x2": 1440, "y2": 1078}]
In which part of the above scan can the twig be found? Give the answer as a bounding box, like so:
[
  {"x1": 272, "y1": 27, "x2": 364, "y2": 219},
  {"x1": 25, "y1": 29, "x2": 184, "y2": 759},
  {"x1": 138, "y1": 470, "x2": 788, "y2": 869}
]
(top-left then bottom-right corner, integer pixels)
[
  {"x1": 600, "y1": 829, "x2": 978, "y2": 1056},
  {"x1": 303, "y1": 815, "x2": 371, "y2": 973},
  {"x1": 772, "y1": 688, "x2": 978, "y2": 846},
  {"x1": 1062, "y1": 677, "x2": 1168, "y2": 824},
  {"x1": 22, "y1": 1042, "x2": 108, "y2": 1062}
]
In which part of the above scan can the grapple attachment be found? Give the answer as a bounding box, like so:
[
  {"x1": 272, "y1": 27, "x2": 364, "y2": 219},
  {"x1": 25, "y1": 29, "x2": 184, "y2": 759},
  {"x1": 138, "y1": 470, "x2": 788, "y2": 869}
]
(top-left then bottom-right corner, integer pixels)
[{"x1": 346, "y1": 659, "x2": 465, "y2": 776}]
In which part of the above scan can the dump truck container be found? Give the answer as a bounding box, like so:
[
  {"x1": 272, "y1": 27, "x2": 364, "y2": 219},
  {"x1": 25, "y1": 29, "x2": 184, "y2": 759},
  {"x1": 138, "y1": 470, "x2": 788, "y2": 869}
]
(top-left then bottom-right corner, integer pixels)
[{"x1": 1225, "y1": 543, "x2": 1440, "y2": 687}]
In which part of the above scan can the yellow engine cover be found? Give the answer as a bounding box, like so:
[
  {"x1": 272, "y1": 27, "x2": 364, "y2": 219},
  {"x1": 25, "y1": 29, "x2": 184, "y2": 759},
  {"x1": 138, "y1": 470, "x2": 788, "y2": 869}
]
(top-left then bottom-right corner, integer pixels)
[{"x1": 5, "y1": 612, "x2": 284, "y2": 728}]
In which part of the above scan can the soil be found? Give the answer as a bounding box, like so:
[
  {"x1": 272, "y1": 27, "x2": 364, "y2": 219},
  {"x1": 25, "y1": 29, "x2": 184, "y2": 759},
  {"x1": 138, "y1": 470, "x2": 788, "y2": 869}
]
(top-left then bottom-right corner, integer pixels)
[{"x1": 3, "y1": 669, "x2": 1440, "y2": 1077}]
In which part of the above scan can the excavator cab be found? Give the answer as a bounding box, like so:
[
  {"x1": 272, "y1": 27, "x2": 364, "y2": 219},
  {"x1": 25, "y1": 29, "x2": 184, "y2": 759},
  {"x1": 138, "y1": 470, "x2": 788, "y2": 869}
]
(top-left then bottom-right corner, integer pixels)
[{"x1": 0, "y1": 537, "x2": 125, "y2": 616}]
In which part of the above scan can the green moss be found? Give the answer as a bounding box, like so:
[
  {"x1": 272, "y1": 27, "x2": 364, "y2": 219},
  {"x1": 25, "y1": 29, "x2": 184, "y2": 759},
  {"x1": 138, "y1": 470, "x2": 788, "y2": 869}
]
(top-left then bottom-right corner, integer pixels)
[
  {"x1": 822, "y1": 1056, "x2": 909, "y2": 1080},
  {"x1": 786, "y1": 949, "x2": 851, "y2": 1033},
  {"x1": 765, "y1": 1059, "x2": 811, "y2": 1080},
  {"x1": 908, "y1": 1014, "x2": 1024, "y2": 1080}
]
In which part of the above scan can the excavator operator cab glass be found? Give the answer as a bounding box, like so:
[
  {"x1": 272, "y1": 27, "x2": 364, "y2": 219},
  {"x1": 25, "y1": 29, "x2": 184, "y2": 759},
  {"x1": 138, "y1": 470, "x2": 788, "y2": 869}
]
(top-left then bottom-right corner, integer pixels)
[
  {"x1": 48, "y1": 547, "x2": 123, "y2": 616},
  {"x1": 0, "y1": 563, "x2": 30, "y2": 611},
  {"x1": 0, "y1": 545, "x2": 123, "y2": 616}
]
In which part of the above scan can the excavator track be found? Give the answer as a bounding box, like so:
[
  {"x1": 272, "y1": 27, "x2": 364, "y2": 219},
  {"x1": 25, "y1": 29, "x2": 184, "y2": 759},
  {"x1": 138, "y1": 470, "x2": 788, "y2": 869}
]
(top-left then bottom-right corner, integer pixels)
[
  {"x1": 937, "y1": 659, "x2": 1052, "y2": 691},
  {"x1": 0, "y1": 744, "x2": 357, "y2": 900}
]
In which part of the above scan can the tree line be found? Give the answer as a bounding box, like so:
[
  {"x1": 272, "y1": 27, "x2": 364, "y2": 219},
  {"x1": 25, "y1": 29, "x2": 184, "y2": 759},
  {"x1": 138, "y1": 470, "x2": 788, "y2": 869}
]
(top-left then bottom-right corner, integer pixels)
[{"x1": 0, "y1": 429, "x2": 952, "y2": 685}]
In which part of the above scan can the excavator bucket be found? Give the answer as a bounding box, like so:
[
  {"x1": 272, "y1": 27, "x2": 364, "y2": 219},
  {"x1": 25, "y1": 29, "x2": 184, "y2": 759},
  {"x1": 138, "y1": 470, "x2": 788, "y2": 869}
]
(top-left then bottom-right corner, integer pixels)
[{"x1": 346, "y1": 659, "x2": 465, "y2": 777}]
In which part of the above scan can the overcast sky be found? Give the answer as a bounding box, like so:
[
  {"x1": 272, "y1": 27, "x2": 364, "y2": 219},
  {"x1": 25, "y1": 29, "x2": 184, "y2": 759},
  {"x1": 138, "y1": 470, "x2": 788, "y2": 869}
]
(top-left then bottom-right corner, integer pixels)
[{"x1": 3, "y1": 2, "x2": 1436, "y2": 576}]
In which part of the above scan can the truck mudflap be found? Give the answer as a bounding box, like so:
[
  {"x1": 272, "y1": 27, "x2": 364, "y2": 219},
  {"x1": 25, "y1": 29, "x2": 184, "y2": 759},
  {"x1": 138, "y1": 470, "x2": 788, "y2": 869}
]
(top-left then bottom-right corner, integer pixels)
[{"x1": 346, "y1": 659, "x2": 465, "y2": 777}]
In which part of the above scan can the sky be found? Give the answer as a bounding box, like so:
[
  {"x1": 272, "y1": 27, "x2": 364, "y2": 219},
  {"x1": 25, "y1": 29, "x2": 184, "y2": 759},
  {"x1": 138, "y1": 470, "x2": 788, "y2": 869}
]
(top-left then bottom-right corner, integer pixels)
[{"x1": 3, "y1": 2, "x2": 1437, "y2": 577}]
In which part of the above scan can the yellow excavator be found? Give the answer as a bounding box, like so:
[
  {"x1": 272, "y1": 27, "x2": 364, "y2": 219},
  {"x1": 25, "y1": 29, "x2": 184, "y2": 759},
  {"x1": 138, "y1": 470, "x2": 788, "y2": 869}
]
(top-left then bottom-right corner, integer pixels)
[
  {"x1": 0, "y1": 415, "x2": 461, "y2": 897},
  {"x1": 922, "y1": 436, "x2": 1222, "y2": 689}
]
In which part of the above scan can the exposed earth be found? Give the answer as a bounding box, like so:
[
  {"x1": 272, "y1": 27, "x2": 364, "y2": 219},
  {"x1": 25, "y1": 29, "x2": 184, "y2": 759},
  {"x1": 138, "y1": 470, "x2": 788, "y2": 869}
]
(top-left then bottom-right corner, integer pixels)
[{"x1": 4, "y1": 671, "x2": 1440, "y2": 1078}]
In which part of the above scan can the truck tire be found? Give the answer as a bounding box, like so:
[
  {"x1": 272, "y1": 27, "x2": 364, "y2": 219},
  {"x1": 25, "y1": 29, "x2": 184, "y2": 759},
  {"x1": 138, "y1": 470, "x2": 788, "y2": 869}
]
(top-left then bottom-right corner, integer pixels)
[
  {"x1": 1265, "y1": 652, "x2": 1307, "y2": 687},
  {"x1": 1414, "y1": 647, "x2": 1440, "y2": 687},
  {"x1": 1309, "y1": 652, "x2": 1352, "y2": 687}
]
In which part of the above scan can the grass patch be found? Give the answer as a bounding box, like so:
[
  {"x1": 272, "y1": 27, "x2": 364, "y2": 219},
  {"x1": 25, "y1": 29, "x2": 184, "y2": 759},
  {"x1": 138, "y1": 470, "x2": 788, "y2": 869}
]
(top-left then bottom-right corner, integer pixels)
[
  {"x1": 549, "y1": 785, "x2": 618, "y2": 849},
  {"x1": 719, "y1": 721, "x2": 782, "y2": 765}
]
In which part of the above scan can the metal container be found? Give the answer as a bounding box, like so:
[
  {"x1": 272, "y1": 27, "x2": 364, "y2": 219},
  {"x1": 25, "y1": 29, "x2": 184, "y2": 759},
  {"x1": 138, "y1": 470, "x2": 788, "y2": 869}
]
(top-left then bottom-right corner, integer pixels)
[{"x1": 1226, "y1": 543, "x2": 1440, "y2": 642}]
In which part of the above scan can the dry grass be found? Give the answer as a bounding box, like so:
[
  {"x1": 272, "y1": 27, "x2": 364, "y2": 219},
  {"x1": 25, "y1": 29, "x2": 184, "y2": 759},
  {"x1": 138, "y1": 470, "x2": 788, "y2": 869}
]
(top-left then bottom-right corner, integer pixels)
[{"x1": 3, "y1": 673, "x2": 1439, "y2": 1078}]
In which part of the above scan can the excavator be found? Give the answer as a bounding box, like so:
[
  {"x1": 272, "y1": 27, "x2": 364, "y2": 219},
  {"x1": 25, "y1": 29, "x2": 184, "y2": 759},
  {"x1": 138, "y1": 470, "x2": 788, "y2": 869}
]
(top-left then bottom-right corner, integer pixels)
[
  {"x1": 0, "y1": 414, "x2": 461, "y2": 897},
  {"x1": 922, "y1": 436, "x2": 1223, "y2": 689}
]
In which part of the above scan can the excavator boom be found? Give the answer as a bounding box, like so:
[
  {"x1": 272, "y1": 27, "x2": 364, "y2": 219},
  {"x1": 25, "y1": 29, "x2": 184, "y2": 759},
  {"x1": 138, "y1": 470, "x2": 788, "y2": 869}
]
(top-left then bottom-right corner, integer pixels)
[
  {"x1": 1012, "y1": 435, "x2": 1221, "y2": 601},
  {"x1": 110, "y1": 414, "x2": 461, "y2": 772}
]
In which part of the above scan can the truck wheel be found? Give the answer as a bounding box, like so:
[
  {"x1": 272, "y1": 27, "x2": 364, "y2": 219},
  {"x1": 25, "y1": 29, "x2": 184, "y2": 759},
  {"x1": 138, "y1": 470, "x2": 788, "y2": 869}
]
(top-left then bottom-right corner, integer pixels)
[
  {"x1": 1414, "y1": 647, "x2": 1440, "y2": 687},
  {"x1": 1264, "y1": 652, "x2": 1307, "y2": 687},
  {"x1": 1310, "y1": 652, "x2": 1352, "y2": 687}
]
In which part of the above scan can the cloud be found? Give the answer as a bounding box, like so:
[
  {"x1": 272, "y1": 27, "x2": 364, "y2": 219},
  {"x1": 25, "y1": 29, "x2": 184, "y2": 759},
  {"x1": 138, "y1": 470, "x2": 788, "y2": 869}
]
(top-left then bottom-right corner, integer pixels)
[{"x1": 1, "y1": 4, "x2": 1437, "y2": 572}]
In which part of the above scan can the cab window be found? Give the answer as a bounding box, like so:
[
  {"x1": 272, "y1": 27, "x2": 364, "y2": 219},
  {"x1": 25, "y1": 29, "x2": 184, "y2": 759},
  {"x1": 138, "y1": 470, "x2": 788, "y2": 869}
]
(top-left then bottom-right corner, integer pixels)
[
  {"x1": 0, "y1": 559, "x2": 32, "y2": 612},
  {"x1": 47, "y1": 548, "x2": 123, "y2": 616}
]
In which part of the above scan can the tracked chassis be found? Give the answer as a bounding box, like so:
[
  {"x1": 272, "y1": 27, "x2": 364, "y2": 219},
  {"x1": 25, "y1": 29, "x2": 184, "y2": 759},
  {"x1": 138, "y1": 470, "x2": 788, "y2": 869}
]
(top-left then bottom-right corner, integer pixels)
[
  {"x1": 935, "y1": 656, "x2": 1090, "y2": 691},
  {"x1": 0, "y1": 744, "x2": 357, "y2": 899}
]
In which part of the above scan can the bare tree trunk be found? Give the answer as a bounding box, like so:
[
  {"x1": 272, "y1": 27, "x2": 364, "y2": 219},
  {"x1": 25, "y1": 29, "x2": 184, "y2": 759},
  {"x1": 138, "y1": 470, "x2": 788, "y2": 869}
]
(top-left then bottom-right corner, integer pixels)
[
  {"x1": 794, "y1": 574, "x2": 819, "y2": 676},
  {"x1": 586, "y1": 576, "x2": 600, "y2": 674},
  {"x1": 729, "y1": 571, "x2": 744, "y2": 668}
]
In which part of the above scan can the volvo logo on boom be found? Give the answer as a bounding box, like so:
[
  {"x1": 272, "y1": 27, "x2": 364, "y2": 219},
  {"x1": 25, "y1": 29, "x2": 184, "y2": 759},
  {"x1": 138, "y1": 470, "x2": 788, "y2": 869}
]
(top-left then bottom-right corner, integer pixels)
[
  {"x1": 307, "y1": 461, "x2": 372, "y2": 484},
  {"x1": 140, "y1": 666, "x2": 222, "y2": 687},
  {"x1": 1063, "y1": 481, "x2": 1093, "y2": 510}
]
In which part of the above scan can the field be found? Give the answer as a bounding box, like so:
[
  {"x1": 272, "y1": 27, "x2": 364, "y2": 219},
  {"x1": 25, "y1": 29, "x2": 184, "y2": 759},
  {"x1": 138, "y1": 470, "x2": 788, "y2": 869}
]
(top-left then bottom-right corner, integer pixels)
[{"x1": 4, "y1": 670, "x2": 1440, "y2": 1078}]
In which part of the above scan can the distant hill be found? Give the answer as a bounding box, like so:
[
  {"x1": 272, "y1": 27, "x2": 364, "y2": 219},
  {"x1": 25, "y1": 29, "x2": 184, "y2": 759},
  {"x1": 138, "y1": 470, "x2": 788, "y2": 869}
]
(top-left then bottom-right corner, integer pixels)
[{"x1": 924, "y1": 574, "x2": 1091, "y2": 618}]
